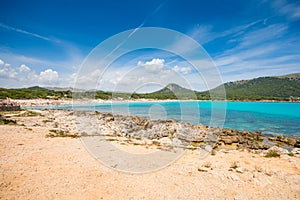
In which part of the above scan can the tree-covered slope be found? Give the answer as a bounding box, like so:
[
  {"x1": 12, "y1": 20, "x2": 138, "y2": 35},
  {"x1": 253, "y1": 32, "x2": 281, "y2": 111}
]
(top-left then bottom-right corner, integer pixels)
[
  {"x1": 0, "y1": 86, "x2": 72, "y2": 99},
  {"x1": 1, "y1": 73, "x2": 300, "y2": 101},
  {"x1": 198, "y1": 75, "x2": 300, "y2": 100}
]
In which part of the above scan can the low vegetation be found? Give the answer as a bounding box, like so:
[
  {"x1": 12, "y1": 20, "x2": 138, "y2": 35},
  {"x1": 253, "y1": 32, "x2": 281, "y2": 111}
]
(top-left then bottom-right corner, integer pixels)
[
  {"x1": 0, "y1": 116, "x2": 16, "y2": 125},
  {"x1": 0, "y1": 86, "x2": 72, "y2": 99},
  {"x1": 1, "y1": 73, "x2": 300, "y2": 101},
  {"x1": 46, "y1": 129, "x2": 79, "y2": 138},
  {"x1": 265, "y1": 150, "x2": 280, "y2": 158}
]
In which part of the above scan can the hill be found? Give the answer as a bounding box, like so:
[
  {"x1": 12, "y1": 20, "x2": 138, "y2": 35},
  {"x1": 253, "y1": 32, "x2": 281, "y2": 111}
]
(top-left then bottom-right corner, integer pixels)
[
  {"x1": 1, "y1": 73, "x2": 300, "y2": 101},
  {"x1": 0, "y1": 86, "x2": 72, "y2": 99},
  {"x1": 275, "y1": 73, "x2": 300, "y2": 81},
  {"x1": 135, "y1": 83, "x2": 197, "y2": 100},
  {"x1": 197, "y1": 74, "x2": 300, "y2": 101},
  {"x1": 144, "y1": 73, "x2": 300, "y2": 101},
  {"x1": 153, "y1": 83, "x2": 194, "y2": 94}
]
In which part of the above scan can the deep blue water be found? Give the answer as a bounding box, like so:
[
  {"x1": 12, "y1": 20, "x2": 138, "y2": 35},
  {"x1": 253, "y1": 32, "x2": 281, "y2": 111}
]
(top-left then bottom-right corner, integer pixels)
[{"x1": 33, "y1": 101, "x2": 300, "y2": 136}]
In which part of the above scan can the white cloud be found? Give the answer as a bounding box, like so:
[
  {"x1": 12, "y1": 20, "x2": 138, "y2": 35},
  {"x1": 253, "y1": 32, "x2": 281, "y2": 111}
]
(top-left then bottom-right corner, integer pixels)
[
  {"x1": 137, "y1": 58, "x2": 165, "y2": 72},
  {"x1": 0, "y1": 59, "x2": 10, "y2": 67},
  {"x1": 0, "y1": 56, "x2": 78, "y2": 88},
  {"x1": 94, "y1": 57, "x2": 218, "y2": 93},
  {"x1": 0, "y1": 68, "x2": 17, "y2": 78},
  {"x1": 19, "y1": 64, "x2": 31, "y2": 73},
  {"x1": 172, "y1": 65, "x2": 192, "y2": 75},
  {"x1": 0, "y1": 59, "x2": 16, "y2": 78},
  {"x1": 39, "y1": 69, "x2": 59, "y2": 83}
]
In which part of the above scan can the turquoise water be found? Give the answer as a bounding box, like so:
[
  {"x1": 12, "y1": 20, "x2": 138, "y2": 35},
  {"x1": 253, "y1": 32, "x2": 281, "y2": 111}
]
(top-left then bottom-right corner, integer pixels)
[{"x1": 35, "y1": 101, "x2": 300, "y2": 136}]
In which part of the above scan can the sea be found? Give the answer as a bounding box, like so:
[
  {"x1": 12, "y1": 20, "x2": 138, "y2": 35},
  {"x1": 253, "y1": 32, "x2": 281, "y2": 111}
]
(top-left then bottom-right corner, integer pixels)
[{"x1": 32, "y1": 101, "x2": 300, "y2": 137}]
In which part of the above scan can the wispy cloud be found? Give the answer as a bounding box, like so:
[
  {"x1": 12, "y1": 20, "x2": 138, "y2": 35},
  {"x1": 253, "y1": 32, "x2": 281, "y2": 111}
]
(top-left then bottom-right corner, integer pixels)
[
  {"x1": 189, "y1": 19, "x2": 263, "y2": 45},
  {"x1": 210, "y1": 18, "x2": 300, "y2": 83},
  {"x1": 271, "y1": 0, "x2": 300, "y2": 20},
  {"x1": 0, "y1": 22, "x2": 60, "y2": 43},
  {"x1": 237, "y1": 23, "x2": 288, "y2": 49}
]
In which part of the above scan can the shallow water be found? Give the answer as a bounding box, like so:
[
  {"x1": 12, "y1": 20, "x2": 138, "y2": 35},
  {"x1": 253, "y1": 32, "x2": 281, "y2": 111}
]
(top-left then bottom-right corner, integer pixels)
[{"x1": 34, "y1": 101, "x2": 300, "y2": 136}]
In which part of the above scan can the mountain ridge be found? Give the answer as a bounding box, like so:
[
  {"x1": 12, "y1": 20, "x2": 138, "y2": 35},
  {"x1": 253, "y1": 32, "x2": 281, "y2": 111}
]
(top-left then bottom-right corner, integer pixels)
[
  {"x1": 148, "y1": 73, "x2": 300, "y2": 101},
  {"x1": 1, "y1": 73, "x2": 300, "y2": 101}
]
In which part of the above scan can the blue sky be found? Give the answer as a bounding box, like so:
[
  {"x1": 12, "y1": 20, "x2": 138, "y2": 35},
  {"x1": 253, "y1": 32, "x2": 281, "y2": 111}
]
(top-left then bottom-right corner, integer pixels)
[{"x1": 0, "y1": 0, "x2": 299, "y2": 91}]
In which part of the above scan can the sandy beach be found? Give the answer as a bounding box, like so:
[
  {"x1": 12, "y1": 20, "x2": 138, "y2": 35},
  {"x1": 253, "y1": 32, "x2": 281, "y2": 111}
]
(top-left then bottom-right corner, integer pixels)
[
  {"x1": 10, "y1": 98, "x2": 300, "y2": 108},
  {"x1": 0, "y1": 109, "x2": 299, "y2": 199}
]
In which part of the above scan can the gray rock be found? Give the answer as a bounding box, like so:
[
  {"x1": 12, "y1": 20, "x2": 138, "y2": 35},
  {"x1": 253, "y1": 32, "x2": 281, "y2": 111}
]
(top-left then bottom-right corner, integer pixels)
[
  {"x1": 171, "y1": 138, "x2": 182, "y2": 147},
  {"x1": 291, "y1": 148, "x2": 300, "y2": 155},
  {"x1": 267, "y1": 146, "x2": 289, "y2": 154}
]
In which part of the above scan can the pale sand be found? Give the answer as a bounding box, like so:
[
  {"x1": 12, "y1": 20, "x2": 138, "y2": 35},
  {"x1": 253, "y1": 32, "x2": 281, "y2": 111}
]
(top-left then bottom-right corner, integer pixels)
[
  {"x1": 12, "y1": 98, "x2": 184, "y2": 107},
  {"x1": 0, "y1": 111, "x2": 300, "y2": 199}
]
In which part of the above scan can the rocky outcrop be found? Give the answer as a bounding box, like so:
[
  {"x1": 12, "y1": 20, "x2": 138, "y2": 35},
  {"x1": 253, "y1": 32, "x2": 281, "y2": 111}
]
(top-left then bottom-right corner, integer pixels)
[{"x1": 72, "y1": 111, "x2": 300, "y2": 152}]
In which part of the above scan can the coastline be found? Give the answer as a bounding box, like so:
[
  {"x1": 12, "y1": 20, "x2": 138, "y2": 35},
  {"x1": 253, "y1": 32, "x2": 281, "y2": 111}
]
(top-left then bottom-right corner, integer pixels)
[
  {"x1": 1, "y1": 109, "x2": 300, "y2": 199},
  {"x1": 8, "y1": 98, "x2": 300, "y2": 108}
]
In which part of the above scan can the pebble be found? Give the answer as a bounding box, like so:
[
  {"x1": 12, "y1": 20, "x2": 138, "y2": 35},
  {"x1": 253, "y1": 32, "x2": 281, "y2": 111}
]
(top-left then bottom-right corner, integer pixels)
[{"x1": 235, "y1": 167, "x2": 244, "y2": 173}]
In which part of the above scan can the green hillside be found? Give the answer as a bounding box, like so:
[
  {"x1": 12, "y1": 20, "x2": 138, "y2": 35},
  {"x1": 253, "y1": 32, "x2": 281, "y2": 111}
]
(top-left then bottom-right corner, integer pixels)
[
  {"x1": 0, "y1": 86, "x2": 72, "y2": 99},
  {"x1": 1, "y1": 73, "x2": 300, "y2": 101},
  {"x1": 145, "y1": 74, "x2": 300, "y2": 101},
  {"x1": 205, "y1": 76, "x2": 300, "y2": 101},
  {"x1": 275, "y1": 73, "x2": 300, "y2": 80}
]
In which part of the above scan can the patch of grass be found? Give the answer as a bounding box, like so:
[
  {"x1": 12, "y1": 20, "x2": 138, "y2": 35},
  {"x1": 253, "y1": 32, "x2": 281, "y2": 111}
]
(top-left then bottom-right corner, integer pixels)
[
  {"x1": 190, "y1": 141, "x2": 205, "y2": 147},
  {"x1": 17, "y1": 110, "x2": 40, "y2": 117},
  {"x1": 46, "y1": 129, "x2": 79, "y2": 138},
  {"x1": 288, "y1": 152, "x2": 294, "y2": 157},
  {"x1": 106, "y1": 138, "x2": 116, "y2": 142},
  {"x1": 152, "y1": 140, "x2": 161, "y2": 146},
  {"x1": 0, "y1": 117, "x2": 17, "y2": 125},
  {"x1": 265, "y1": 150, "x2": 280, "y2": 158},
  {"x1": 25, "y1": 127, "x2": 33, "y2": 131},
  {"x1": 42, "y1": 119, "x2": 53, "y2": 123},
  {"x1": 0, "y1": 111, "x2": 21, "y2": 115},
  {"x1": 27, "y1": 111, "x2": 39, "y2": 116}
]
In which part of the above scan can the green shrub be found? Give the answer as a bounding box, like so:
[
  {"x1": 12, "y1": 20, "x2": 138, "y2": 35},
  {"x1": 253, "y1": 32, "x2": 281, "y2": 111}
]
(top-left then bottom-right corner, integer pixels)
[
  {"x1": 0, "y1": 117, "x2": 16, "y2": 125},
  {"x1": 265, "y1": 150, "x2": 280, "y2": 158}
]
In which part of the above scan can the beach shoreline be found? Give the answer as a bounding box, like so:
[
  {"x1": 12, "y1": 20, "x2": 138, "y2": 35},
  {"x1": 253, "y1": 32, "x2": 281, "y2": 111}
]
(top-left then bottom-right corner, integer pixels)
[
  {"x1": 0, "y1": 109, "x2": 300, "y2": 199},
  {"x1": 6, "y1": 98, "x2": 300, "y2": 108}
]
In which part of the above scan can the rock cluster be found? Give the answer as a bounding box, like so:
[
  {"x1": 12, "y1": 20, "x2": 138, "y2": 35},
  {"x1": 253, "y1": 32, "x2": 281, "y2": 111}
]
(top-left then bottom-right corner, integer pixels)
[{"x1": 73, "y1": 111, "x2": 300, "y2": 152}]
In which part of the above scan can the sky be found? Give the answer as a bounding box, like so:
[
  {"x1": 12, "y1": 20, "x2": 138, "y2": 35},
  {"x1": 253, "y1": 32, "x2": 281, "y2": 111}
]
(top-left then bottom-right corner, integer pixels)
[{"x1": 0, "y1": 0, "x2": 299, "y2": 92}]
